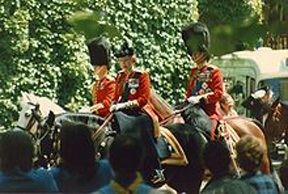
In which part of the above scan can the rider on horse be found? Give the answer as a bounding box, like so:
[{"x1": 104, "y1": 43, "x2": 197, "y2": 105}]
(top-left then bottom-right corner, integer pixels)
[
  {"x1": 241, "y1": 85, "x2": 274, "y2": 125},
  {"x1": 182, "y1": 21, "x2": 224, "y2": 141},
  {"x1": 87, "y1": 37, "x2": 118, "y2": 117},
  {"x1": 110, "y1": 41, "x2": 165, "y2": 183}
]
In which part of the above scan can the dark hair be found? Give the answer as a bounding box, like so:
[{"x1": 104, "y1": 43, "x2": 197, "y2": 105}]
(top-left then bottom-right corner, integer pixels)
[
  {"x1": 59, "y1": 123, "x2": 96, "y2": 173},
  {"x1": 87, "y1": 37, "x2": 111, "y2": 67},
  {"x1": 109, "y1": 134, "x2": 143, "y2": 175},
  {"x1": 181, "y1": 21, "x2": 210, "y2": 56},
  {"x1": 0, "y1": 129, "x2": 34, "y2": 173},
  {"x1": 203, "y1": 142, "x2": 231, "y2": 176}
]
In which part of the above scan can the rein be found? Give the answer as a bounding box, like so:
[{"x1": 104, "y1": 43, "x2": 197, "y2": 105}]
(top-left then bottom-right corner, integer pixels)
[
  {"x1": 159, "y1": 103, "x2": 193, "y2": 125},
  {"x1": 92, "y1": 113, "x2": 114, "y2": 141}
]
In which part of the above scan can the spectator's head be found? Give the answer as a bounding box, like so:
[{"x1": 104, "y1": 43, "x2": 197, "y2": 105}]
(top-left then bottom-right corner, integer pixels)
[
  {"x1": 88, "y1": 37, "x2": 111, "y2": 67},
  {"x1": 0, "y1": 129, "x2": 34, "y2": 173},
  {"x1": 181, "y1": 21, "x2": 210, "y2": 64},
  {"x1": 59, "y1": 123, "x2": 96, "y2": 172},
  {"x1": 109, "y1": 134, "x2": 143, "y2": 176},
  {"x1": 203, "y1": 142, "x2": 231, "y2": 176},
  {"x1": 236, "y1": 135, "x2": 264, "y2": 173},
  {"x1": 115, "y1": 41, "x2": 136, "y2": 73}
]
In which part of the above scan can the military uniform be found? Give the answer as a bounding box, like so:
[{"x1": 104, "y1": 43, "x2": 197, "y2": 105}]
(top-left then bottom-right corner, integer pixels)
[
  {"x1": 91, "y1": 75, "x2": 117, "y2": 117},
  {"x1": 186, "y1": 64, "x2": 224, "y2": 141},
  {"x1": 116, "y1": 70, "x2": 150, "y2": 108},
  {"x1": 186, "y1": 64, "x2": 224, "y2": 119},
  {"x1": 116, "y1": 69, "x2": 161, "y2": 137}
]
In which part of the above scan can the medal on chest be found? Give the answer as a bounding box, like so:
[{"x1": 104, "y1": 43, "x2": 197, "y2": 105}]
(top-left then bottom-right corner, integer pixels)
[
  {"x1": 130, "y1": 88, "x2": 137, "y2": 95},
  {"x1": 128, "y1": 78, "x2": 139, "y2": 88},
  {"x1": 199, "y1": 70, "x2": 211, "y2": 82},
  {"x1": 128, "y1": 78, "x2": 139, "y2": 95}
]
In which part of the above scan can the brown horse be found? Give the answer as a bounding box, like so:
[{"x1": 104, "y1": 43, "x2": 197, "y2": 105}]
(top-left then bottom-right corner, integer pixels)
[
  {"x1": 224, "y1": 116, "x2": 270, "y2": 173},
  {"x1": 150, "y1": 91, "x2": 271, "y2": 174},
  {"x1": 265, "y1": 97, "x2": 288, "y2": 145}
]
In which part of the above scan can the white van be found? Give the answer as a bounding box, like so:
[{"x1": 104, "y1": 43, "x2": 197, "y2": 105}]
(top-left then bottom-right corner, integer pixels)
[{"x1": 211, "y1": 47, "x2": 288, "y2": 115}]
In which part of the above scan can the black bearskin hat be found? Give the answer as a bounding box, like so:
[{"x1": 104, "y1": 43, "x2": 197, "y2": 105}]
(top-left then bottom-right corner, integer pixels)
[
  {"x1": 87, "y1": 37, "x2": 111, "y2": 66},
  {"x1": 181, "y1": 21, "x2": 210, "y2": 56},
  {"x1": 115, "y1": 41, "x2": 134, "y2": 58}
]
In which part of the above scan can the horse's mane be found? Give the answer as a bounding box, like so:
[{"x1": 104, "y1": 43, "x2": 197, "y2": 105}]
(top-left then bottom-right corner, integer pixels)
[
  {"x1": 55, "y1": 113, "x2": 104, "y2": 129},
  {"x1": 182, "y1": 104, "x2": 212, "y2": 138},
  {"x1": 20, "y1": 92, "x2": 66, "y2": 117},
  {"x1": 150, "y1": 89, "x2": 175, "y2": 118}
]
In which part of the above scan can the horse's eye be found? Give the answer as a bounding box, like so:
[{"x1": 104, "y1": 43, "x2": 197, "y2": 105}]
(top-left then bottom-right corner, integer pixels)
[{"x1": 25, "y1": 110, "x2": 32, "y2": 117}]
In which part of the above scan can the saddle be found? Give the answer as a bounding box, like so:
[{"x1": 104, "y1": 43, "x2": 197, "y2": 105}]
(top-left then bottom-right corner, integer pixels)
[
  {"x1": 156, "y1": 126, "x2": 188, "y2": 166},
  {"x1": 113, "y1": 111, "x2": 189, "y2": 166}
]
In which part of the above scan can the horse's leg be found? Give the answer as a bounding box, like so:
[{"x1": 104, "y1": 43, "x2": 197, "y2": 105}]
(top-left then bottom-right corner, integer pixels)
[{"x1": 164, "y1": 123, "x2": 207, "y2": 193}]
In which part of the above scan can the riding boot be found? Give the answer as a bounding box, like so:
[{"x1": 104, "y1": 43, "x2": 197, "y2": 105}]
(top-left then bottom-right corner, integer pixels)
[{"x1": 147, "y1": 133, "x2": 166, "y2": 184}]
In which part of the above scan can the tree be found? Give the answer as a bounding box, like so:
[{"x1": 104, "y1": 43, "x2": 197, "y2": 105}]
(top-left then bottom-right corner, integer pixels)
[{"x1": 198, "y1": 0, "x2": 264, "y2": 55}]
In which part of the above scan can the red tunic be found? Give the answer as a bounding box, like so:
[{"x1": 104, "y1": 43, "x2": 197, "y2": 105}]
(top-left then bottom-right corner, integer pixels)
[
  {"x1": 116, "y1": 70, "x2": 150, "y2": 109},
  {"x1": 91, "y1": 76, "x2": 118, "y2": 117},
  {"x1": 186, "y1": 64, "x2": 224, "y2": 120},
  {"x1": 116, "y1": 69, "x2": 163, "y2": 134}
]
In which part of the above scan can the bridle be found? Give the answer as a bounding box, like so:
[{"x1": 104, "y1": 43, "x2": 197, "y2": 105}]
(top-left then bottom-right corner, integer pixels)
[{"x1": 16, "y1": 102, "x2": 42, "y2": 132}]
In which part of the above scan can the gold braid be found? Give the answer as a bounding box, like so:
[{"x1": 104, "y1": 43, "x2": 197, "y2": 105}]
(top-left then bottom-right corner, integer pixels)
[{"x1": 92, "y1": 80, "x2": 99, "y2": 105}]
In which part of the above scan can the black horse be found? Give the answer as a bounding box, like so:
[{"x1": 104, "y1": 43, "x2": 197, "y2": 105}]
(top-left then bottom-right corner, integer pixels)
[{"x1": 53, "y1": 108, "x2": 209, "y2": 193}]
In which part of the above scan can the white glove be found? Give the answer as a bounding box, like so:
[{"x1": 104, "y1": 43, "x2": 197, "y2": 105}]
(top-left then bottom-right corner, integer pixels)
[
  {"x1": 187, "y1": 96, "x2": 201, "y2": 105},
  {"x1": 79, "y1": 106, "x2": 90, "y2": 113},
  {"x1": 251, "y1": 90, "x2": 266, "y2": 99},
  {"x1": 110, "y1": 103, "x2": 127, "y2": 112}
]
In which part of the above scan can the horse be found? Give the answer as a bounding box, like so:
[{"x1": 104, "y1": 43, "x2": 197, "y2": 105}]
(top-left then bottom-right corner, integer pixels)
[
  {"x1": 17, "y1": 93, "x2": 207, "y2": 193},
  {"x1": 264, "y1": 97, "x2": 288, "y2": 154},
  {"x1": 17, "y1": 92, "x2": 271, "y2": 192},
  {"x1": 150, "y1": 92, "x2": 271, "y2": 174}
]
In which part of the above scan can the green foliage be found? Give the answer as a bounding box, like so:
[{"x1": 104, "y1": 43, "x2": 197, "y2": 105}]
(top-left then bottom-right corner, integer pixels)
[
  {"x1": 0, "y1": 0, "x2": 92, "y2": 129},
  {"x1": 0, "y1": 0, "x2": 199, "y2": 129},
  {"x1": 198, "y1": 0, "x2": 264, "y2": 55},
  {"x1": 84, "y1": 0, "x2": 199, "y2": 104}
]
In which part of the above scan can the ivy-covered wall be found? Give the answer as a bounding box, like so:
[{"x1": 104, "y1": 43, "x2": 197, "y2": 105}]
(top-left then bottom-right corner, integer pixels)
[
  {"x1": 0, "y1": 0, "x2": 199, "y2": 129},
  {"x1": 88, "y1": 0, "x2": 199, "y2": 103},
  {"x1": 0, "y1": 0, "x2": 91, "y2": 130}
]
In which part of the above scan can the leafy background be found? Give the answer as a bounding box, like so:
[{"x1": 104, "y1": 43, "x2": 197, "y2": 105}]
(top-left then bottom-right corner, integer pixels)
[{"x1": 0, "y1": 0, "x2": 287, "y2": 129}]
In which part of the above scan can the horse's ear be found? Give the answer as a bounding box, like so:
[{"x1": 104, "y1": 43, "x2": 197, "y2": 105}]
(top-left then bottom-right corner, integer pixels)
[
  {"x1": 35, "y1": 103, "x2": 40, "y2": 111},
  {"x1": 271, "y1": 97, "x2": 280, "y2": 109},
  {"x1": 46, "y1": 111, "x2": 55, "y2": 128},
  {"x1": 19, "y1": 92, "x2": 30, "y2": 108}
]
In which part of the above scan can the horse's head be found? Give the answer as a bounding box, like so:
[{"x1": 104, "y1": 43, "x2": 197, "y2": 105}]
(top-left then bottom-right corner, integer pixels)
[
  {"x1": 265, "y1": 97, "x2": 288, "y2": 141},
  {"x1": 17, "y1": 101, "x2": 42, "y2": 134},
  {"x1": 17, "y1": 92, "x2": 64, "y2": 135}
]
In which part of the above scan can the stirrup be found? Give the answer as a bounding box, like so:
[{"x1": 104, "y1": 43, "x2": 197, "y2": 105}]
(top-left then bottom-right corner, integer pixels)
[{"x1": 151, "y1": 169, "x2": 165, "y2": 184}]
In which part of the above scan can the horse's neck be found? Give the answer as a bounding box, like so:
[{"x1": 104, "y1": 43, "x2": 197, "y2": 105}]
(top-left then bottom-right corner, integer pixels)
[
  {"x1": 150, "y1": 90, "x2": 174, "y2": 118},
  {"x1": 38, "y1": 97, "x2": 66, "y2": 117}
]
